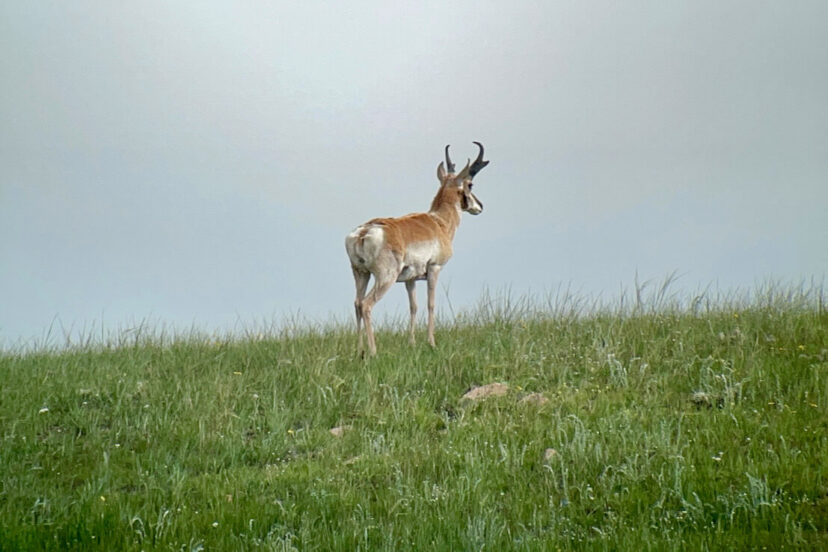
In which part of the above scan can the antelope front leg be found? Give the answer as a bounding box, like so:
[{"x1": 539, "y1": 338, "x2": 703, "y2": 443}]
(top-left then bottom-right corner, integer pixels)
[
  {"x1": 426, "y1": 265, "x2": 442, "y2": 347},
  {"x1": 405, "y1": 280, "x2": 417, "y2": 345}
]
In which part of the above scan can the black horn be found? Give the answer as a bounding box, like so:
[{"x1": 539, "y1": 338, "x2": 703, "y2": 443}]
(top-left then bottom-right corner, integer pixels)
[
  {"x1": 469, "y1": 141, "x2": 489, "y2": 178},
  {"x1": 444, "y1": 145, "x2": 456, "y2": 174}
]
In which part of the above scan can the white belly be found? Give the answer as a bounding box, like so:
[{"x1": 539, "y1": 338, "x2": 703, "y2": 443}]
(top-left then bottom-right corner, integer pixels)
[{"x1": 397, "y1": 240, "x2": 441, "y2": 282}]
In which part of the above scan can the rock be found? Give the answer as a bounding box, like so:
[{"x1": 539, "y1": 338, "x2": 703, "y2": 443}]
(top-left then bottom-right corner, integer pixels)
[
  {"x1": 461, "y1": 383, "x2": 509, "y2": 401},
  {"x1": 690, "y1": 391, "x2": 713, "y2": 408},
  {"x1": 691, "y1": 391, "x2": 731, "y2": 409},
  {"x1": 329, "y1": 425, "x2": 351, "y2": 438},
  {"x1": 520, "y1": 392, "x2": 549, "y2": 406},
  {"x1": 543, "y1": 448, "x2": 558, "y2": 462}
]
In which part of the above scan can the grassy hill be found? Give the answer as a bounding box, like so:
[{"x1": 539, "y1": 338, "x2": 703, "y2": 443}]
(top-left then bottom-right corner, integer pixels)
[{"x1": 1, "y1": 286, "x2": 826, "y2": 550}]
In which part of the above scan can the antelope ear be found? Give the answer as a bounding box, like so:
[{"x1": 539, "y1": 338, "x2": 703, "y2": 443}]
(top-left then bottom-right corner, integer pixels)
[{"x1": 437, "y1": 161, "x2": 447, "y2": 182}]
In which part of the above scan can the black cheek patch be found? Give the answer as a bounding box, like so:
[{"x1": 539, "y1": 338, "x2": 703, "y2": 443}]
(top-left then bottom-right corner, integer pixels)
[{"x1": 460, "y1": 194, "x2": 468, "y2": 210}]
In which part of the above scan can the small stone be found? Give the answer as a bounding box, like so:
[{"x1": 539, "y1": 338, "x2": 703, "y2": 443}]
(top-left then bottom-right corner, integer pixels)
[
  {"x1": 461, "y1": 383, "x2": 509, "y2": 401},
  {"x1": 543, "y1": 448, "x2": 558, "y2": 462},
  {"x1": 329, "y1": 426, "x2": 350, "y2": 438}
]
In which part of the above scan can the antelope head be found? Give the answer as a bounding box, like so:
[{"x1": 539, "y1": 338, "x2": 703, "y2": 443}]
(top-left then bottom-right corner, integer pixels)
[{"x1": 438, "y1": 141, "x2": 489, "y2": 215}]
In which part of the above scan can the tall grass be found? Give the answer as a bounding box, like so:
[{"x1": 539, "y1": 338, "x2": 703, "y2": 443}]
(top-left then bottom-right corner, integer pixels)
[{"x1": 1, "y1": 284, "x2": 825, "y2": 550}]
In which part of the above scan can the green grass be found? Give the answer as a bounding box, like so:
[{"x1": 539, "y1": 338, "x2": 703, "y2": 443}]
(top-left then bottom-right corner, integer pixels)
[{"x1": 1, "y1": 284, "x2": 826, "y2": 550}]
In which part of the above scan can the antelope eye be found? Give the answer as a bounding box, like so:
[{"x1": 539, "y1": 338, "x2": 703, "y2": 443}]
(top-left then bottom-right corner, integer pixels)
[{"x1": 468, "y1": 183, "x2": 473, "y2": 190}]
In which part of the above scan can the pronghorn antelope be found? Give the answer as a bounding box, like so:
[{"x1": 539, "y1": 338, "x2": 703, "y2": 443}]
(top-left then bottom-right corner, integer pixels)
[{"x1": 345, "y1": 142, "x2": 489, "y2": 356}]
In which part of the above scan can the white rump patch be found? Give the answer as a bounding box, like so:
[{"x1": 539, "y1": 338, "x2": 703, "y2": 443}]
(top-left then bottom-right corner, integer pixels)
[{"x1": 345, "y1": 224, "x2": 385, "y2": 269}]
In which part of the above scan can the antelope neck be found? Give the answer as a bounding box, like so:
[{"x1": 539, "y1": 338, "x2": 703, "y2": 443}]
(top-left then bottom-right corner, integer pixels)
[{"x1": 428, "y1": 187, "x2": 461, "y2": 240}]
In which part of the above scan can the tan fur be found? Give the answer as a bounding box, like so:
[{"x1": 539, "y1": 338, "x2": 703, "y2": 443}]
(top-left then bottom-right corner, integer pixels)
[{"x1": 365, "y1": 207, "x2": 456, "y2": 264}]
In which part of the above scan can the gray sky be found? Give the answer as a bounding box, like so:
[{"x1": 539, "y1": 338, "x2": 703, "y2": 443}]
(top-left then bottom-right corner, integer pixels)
[{"x1": 2, "y1": 1, "x2": 827, "y2": 346}]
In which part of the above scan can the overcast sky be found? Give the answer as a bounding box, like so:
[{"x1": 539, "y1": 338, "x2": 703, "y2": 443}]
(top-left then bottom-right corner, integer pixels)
[{"x1": 2, "y1": 2, "x2": 826, "y2": 347}]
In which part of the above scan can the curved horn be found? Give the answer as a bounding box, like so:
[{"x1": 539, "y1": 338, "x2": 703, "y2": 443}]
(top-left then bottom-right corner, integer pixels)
[
  {"x1": 444, "y1": 145, "x2": 456, "y2": 174},
  {"x1": 469, "y1": 141, "x2": 490, "y2": 178}
]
